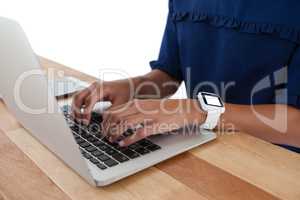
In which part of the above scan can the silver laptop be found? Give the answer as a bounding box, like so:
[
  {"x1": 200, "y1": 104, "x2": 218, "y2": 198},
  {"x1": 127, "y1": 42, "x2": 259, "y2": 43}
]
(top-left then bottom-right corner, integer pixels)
[{"x1": 0, "y1": 17, "x2": 216, "y2": 186}]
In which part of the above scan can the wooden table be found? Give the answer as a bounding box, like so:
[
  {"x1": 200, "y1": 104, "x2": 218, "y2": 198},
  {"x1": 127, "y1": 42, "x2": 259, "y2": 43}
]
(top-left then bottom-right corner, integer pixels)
[{"x1": 0, "y1": 57, "x2": 300, "y2": 200}]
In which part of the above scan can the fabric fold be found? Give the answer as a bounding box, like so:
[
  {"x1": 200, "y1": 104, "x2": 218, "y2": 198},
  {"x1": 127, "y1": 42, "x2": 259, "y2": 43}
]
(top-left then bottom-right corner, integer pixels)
[{"x1": 171, "y1": 11, "x2": 300, "y2": 44}]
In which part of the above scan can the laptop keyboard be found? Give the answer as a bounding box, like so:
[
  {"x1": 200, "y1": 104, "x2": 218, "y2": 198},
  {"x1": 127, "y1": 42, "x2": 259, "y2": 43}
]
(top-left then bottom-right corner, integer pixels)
[{"x1": 61, "y1": 105, "x2": 161, "y2": 170}]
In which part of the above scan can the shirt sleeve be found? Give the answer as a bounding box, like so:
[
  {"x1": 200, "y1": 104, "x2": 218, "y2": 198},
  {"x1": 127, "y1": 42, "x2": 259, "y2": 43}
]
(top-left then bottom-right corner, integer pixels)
[
  {"x1": 286, "y1": 46, "x2": 300, "y2": 109},
  {"x1": 150, "y1": 12, "x2": 183, "y2": 81}
]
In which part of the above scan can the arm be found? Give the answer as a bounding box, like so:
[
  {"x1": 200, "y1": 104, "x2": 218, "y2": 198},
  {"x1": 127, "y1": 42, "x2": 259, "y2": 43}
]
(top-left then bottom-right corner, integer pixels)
[
  {"x1": 131, "y1": 69, "x2": 181, "y2": 99},
  {"x1": 220, "y1": 104, "x2": 300, "y2": 147}
]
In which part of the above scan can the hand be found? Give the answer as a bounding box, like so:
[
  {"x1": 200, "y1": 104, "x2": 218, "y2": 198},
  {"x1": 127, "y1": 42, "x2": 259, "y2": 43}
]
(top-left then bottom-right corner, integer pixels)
[
  {"x1": 72, "y1": 79, "x2": 133, "y2": 123},
  {"x1": 102, "y1": 99, "x2": 207, "y2": 146}
]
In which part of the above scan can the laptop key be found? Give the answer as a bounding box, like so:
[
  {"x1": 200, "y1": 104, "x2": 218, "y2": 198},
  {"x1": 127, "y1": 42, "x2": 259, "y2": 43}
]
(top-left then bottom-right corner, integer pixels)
[
  {"x1": 104, "y1": 159, "x2": 118, "y2": 167},
  {"x1": 78, "y1": 128, "x2": 88, "y2": 136},
  {"x1": 74, "y1": 135, "x2": 80, "y2": 140},
  {"x1": 97, "y1": 154, "x2": 110, "y2": 162},
  {"x1": 92, "y1": 150, "x2": 103, "y2": 157},
  {"x1": 92, "y1": 111, "x2": 103, "y2": 119},
  {"x1": 98, "y1": 144, "x2": 109, "y2": 151},
  {"x1": 89, "y1": 158, "x2": 100, "y2": 164},
  {"x1": 128, "y1": 143, "x2": 141, "y2": 150},
  {"x1": 102, "y1": 138, "x2": 118, "y2": 147},
  {"x1": 70, "y1": 125, "x2": 79, "y2": 131},
  {"x1": 109, "y1": 142, "x2": 120, "y2": 149},
  {"x1": 112, "y1": 153, "x2": 129, "y2": 163},
  {"x1": 101, "y1": 137, "x2": 111, "y2": 144},
  {"x1": 79, "y1": 142, "x2": 90, "y2": 148},
  {"x1": 87, "y1": 137, "x2": 97, "y2": 143},
  {"x1": 105, "y1": 148, "x2": 118, "y2": 155},
  {"x1": 138, "y1": 139, "x2": 153, "y2": 147},
  {"x1": 83, "y1": 153, "x2": 92, "y2": 159},
  {"x1": 93, "y1": 140, "x2": 105, "y2": 147},
  {"x1": 89, "y1": 124, "x2": 101, "y2": 134},
  {"x1": 121, "y1": 149, "x2": 140, "y2": 159},
  {"x1": 76, "y1": 138, "x2": 85, "y2": 144},
  {"x1": 94, "y1": 133, "x2": 104, "y2": 139},
  {"x1": 114, "y1": 145, "x2": 126, "y2": 151},
  {"x1": 135, "y1": 147, "x2": 150, "y2": 155},
  {"x1": 146, "y1": 144, "x2": 161, "y2": 152},
  {"x1": 97, "y1": 163, "x2": 107, "y2": 170},
  {"x1": 82, "y1": 134, "x2": 93, "y2": 140},
  {"x1": 86, "y1": 146, "x2": 97, "y2": 152}
]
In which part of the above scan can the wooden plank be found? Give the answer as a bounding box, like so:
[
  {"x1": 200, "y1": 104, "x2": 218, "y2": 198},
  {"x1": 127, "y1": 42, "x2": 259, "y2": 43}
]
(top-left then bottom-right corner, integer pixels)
[
  {"x1": 157, "y1": 153, "x2": 279, "y2": 200},
  {"x1": 0, "y1": 130, "x2": 71, "y2": 200},
  {"x1": 5, "y1": 128, "x2": 207, "y2": 200},
  {"x1": 191, "y1": 133, "x2": 300, "y2": 200}
]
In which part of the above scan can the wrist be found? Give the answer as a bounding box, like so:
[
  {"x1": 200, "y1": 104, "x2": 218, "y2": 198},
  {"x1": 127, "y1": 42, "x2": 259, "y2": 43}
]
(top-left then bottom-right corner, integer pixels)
[
  {"x1": 133, "y1": 75, "x2": 170, "y2": 99},
  {"x1": 196, "y1": 92, "x2": 225, "y2": 130},
  {"x1": 109, "y1": 77, "x2": 143, "y2": 101},
  {"x1": 217, "y1": 103, "x2": 240, "y2": 132},
  {"x1": 189, "y1": 99, "x2": 208, "y2": 125}
]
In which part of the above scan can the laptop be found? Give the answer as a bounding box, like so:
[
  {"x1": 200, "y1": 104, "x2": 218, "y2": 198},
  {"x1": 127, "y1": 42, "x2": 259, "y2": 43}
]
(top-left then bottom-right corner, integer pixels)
[{"x1": 0, "y1": 17, "x2": 216, "y2": 186}]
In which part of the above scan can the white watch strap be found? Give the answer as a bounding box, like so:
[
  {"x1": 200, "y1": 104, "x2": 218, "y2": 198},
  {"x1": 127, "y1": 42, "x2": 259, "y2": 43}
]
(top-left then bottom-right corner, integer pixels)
[{"x1": 200, "y1": 110, "x2": 221, "y2": 130}]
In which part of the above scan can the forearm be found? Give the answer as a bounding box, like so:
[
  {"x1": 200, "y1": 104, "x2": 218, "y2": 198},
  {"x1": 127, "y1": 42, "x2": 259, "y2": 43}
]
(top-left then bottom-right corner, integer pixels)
[
  {"x1": 130, "y1": 69, "x2": 181, "y2": 99},
  {"x1": 219, "y1": 104, "x2": 300, "y2": 147}
]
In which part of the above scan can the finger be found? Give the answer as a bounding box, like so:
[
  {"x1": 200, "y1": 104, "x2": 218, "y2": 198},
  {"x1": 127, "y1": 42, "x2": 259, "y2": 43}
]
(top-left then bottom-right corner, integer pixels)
[
  {"x1": 101, "y1": 102, "x2": 143, "y2": 139},
  {"x1": 101, "y1": 112, "x2": 121, "y2": 137},
  {"x1": 72, "y1": 83, "x2": 103, "y2": 122},
  {"x1": 101, "y1": 107, "x2": 137, "y2": 132},
  {"x1": 111, "y1": 118, "x2": 154, "y2": 144},
  {"x1": 71, "y1": 90, "x2": 89, "y2": 119},
  {"x1": 79, "y1": 94, "x2": 99, "y2": 124},
  {"x1": 107, "y1": 114, "x2": 144, "y2": 142},
  {"x1": 71, "y1": 84, "x2": 96, "y2": 120},
  {"x1": 101, "y1": 112, "x2": 112, "y2": 135},
  {"x1": 108, "y1": 123, "x2": 128, "y2": 143}
]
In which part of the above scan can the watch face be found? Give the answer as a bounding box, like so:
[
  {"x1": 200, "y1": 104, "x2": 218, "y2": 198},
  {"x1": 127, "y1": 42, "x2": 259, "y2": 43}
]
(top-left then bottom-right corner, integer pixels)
[{"x1": 202, "y1": 93, "x2": 223, "y2": 107}]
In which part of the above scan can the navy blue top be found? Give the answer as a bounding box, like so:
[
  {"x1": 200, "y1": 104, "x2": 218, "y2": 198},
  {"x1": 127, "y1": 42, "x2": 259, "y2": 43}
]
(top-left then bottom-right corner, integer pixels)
[{"x1": 150, "y1": 0, "x2": 300, "y2": 152}]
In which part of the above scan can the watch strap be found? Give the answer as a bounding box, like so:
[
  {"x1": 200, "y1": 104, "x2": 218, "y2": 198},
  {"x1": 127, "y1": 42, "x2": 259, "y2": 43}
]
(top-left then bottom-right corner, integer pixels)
[{"x1": 200, "y1": 110, "x2": 221, "y2": 130}]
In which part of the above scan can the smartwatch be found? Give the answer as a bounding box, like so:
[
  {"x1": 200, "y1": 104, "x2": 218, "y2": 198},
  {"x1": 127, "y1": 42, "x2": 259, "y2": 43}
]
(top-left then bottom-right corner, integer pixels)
[{"x1": 197, "y1": 92, "x2": 225, "y2": 130}]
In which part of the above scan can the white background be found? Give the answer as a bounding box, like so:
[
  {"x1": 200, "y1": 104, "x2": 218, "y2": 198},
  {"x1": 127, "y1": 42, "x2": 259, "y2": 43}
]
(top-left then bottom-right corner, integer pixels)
[{"x1": 0, "y1": 0, "x2": 186, "y2": 98}]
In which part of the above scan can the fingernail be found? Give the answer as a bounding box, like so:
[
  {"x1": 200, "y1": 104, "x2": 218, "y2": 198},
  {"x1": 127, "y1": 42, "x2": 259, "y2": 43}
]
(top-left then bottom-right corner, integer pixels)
[{"x1": 119, "y1": 141, "x2": 125, "y2": 147}]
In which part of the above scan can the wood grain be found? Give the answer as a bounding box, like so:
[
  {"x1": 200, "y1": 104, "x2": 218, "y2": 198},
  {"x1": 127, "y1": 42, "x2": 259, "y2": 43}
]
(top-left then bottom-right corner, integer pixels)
[
  {"x1": 0, "y1": 129, "x2": 71, "y2": 200},
  {"x1": 157, "y1": 153, "x2": 279, "y2": 200},
  {"x1": 191, "y1": 133, "x2": 300, "y2": 200}
]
